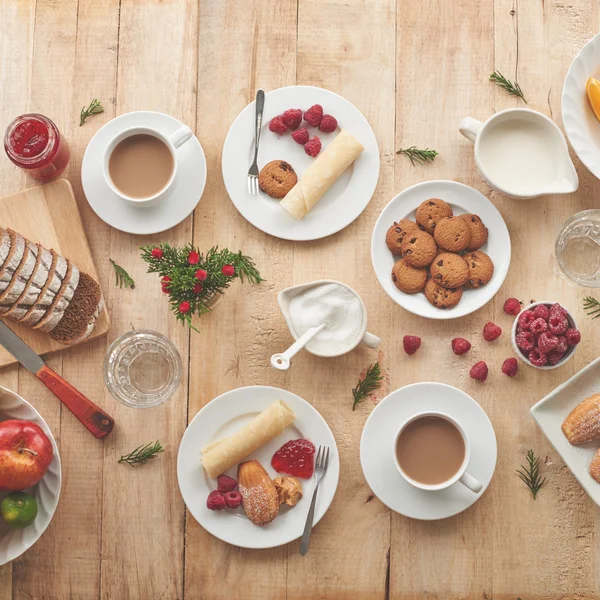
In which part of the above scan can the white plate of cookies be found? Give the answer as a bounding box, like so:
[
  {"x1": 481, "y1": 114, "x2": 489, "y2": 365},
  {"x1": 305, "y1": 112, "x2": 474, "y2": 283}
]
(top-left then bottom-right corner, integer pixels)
[{"x1": 371, "y1": 180, "x2": 511, "y2": 319}]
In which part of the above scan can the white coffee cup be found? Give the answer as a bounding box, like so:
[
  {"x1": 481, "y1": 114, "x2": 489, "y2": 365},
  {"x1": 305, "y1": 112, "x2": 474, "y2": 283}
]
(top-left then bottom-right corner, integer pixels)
[
  {"x1": 393, "y1": 411, "x2": 482, "y2": 493},
  {"x1": 104, "y1": 125, "x2": 193, "y2": 207}
]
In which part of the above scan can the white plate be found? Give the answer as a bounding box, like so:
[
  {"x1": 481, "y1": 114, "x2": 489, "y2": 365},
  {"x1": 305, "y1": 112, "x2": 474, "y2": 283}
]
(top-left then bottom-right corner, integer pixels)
[
  {"x1": 371, "y1": 180, "x2": 511, "y2": 319},
  {"x1": 222, "y1": 86, "x2": 380, "y2": 241},
  {"x1": 531, "y1": 356, "x2": 600, "y2": 506},
  {"x1": 0, "y1": 386, "x2": 61, "y2": 566},
  {"x1": 177, "y1": 385, "x2": 339, "y2": 549},
  {"x1": 82, "y1": 111, "x2": 207, "y2": 235},
  {"x1": 562, "y1": 33, "x2": 600, "y2": 180},
  {"x1": 360, "y1": 382, "x2": 497, "y2": 520}
]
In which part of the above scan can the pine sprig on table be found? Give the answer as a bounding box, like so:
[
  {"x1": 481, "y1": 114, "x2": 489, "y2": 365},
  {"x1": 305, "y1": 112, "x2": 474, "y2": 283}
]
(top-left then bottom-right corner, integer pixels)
[
  {"x1": 118, "y1": 441, "x2": 164, "y2": 466},
  {"x1": 352, "y1": 362, "x2": 383, "y2": 410},
  {"x1": 396, "y1": 146, "x2": 438, "y2": 165},
  {"x1": 516, "y1": 449, "x2": 546, "y2": 499},
  {"x1": 140, "y1": 244, "x2": 262, "y2": 329},
  {"x1": 80, "y1": 99, "x2": 104, "y2": 125},
  {"x1": 109, "y1": 259, "x2": 135, "y2": 289},
  {"x1": 489, "y1": 71, "x2": 527, "y2": 103},
  {"x1": 584, "y1": 296, "x2": 600, "y2": 319}
]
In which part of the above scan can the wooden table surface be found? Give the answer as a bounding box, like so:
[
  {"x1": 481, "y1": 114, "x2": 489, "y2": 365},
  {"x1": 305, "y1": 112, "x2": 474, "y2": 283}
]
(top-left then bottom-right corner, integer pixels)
[{"x1": 1, "y1": 1, "x2": 599, "y2": 598}]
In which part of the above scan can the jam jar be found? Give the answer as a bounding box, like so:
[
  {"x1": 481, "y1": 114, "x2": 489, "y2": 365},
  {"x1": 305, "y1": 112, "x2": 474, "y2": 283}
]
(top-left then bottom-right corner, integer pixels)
[{"x1": 4, "y1": 114, "x2": 70, "y2": 181}]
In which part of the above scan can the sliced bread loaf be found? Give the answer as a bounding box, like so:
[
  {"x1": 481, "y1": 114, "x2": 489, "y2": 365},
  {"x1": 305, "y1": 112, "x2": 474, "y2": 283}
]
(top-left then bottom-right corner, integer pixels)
[
  {"x1": 0, "y1": 231, "x2": 25, "y2": 293},
  {"x1": 36, "y1": 261, "x2": 80, "y2": 332},
  {"x1": 0, "y1": 229, "x2": 11, "y2": 271},
  {"x1": 0, "y1": 241, "x2": 38, "y2": 314}
]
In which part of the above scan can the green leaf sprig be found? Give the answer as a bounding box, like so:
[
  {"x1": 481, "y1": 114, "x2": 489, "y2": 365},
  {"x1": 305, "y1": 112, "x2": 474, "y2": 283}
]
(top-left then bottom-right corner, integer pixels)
[
  {"x1": 489, "y1": 71, "x2": 527, "y2": 103},
  {"x1": 396, "y1": 146, "x2": 438, "y2": 165},
  {"x1": 584, "y1": 296, "x2": 600, "y2": 319},
  {"x1": 119, "y1": 441, "x2": 164, "y2": 466},
  {"x1": 80, "y1": 99, "x2": 104, "y2": 126},
  {"x1": 109, "y1": 259, "x2": 135, "y2": 289},
  {"x1": 352, "y1": 362, "x2": 383, "y2": 410},
  {"x1": 516, "y1": 449, "x2": 546, "y2": 499}
]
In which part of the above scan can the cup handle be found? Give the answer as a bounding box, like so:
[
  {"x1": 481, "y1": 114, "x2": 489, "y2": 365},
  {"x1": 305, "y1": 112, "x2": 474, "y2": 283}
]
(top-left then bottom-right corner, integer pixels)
[
  {"x1": 458, "y1": 117, "x2": 483, "y2": 143},
  {"x1": 360, "y1": 331, "x2": 381, "y2": 350},
  {"x1": 168, "y1": 125, "x2": 194, "y2": 149},
  {"x1": 459, "y1": 471, "x2": 483, "y2": 493}
]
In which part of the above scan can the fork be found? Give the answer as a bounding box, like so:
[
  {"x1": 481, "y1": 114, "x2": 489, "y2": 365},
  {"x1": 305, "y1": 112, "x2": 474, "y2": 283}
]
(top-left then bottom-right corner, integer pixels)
[
  {"x1": 300, "y1": 445, "x2": 330, "y2": 556},
  {"x1": 247, "y1": 88, "x2": 265, "y2": 195}
]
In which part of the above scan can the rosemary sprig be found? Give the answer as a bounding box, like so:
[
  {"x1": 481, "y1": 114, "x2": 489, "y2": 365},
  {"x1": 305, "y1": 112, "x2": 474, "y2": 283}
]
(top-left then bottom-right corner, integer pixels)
[
  {"x1": 80, "y1": 98, "x2": 104, "y2": 126},
  {"x1": 516, "y1": 449, "x2": 546, "y2": 499},
  {"x1": 109, "y1": 258, "x2": 135, "y2": 289},
  {"x1": 489, "y1": 71, "x2": 527, "y2": 103},
  {"x1": 352, "y1": 362, "x2": 383, "y2": 410},
  {"x1": 396, "y1": 146, "x2": 438, "y2": 165},
  {"x1": 584, "y1": 296, "x2": 600, "y2": 319},
  {"x1": 118, "y1": 441, "x2": 164, "y2": 466}
]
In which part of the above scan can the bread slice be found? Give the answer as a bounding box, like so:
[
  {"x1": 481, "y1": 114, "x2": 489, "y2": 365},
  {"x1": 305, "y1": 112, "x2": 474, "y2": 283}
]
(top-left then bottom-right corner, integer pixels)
[
  {"x1": 237, "y1": 460, "x2": 279, "y2": 526},
  {"x1": 3, "y1": 246, "x2": 52, "y2": 321},
  {"x1": 0, "y1": 231, "x2": 25, "y2": 294},
  {"x1": 35, "y1": 260, "x2": 80, "y2": 332},
  {"x1": 49, "y1": 272, "x2": 103, "y2": 345},
  {"x1": 0, "y1": 241, "x2": 38, "y2": 314},
  {"x1": 0, "y1": 229, "x2": 11, "y2": 271},
  {"x1": 562, "y1": 393, "x2": 600, "y2": 445}
]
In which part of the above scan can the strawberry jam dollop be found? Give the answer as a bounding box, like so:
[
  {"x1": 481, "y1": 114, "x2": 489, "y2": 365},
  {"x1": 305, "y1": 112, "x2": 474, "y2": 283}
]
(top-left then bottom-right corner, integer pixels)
[
  {"x1": 10, "y1": 119, "x2": 49, "y2": 157},
  {"x1": 271, "y1": 439, "x2": 315, "y2": 479}
]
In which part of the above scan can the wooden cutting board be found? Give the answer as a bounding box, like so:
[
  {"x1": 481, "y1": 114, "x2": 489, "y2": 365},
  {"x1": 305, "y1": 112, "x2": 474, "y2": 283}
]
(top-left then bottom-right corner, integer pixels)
[{"x1": 0, "y1": 179, "x2": 109, "y2": 367}]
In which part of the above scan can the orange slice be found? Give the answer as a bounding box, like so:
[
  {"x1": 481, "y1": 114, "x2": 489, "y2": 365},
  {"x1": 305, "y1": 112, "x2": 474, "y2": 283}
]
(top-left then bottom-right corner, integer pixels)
[{"x1": 586, "y1": 77, "x2": 600, "y2": 122}]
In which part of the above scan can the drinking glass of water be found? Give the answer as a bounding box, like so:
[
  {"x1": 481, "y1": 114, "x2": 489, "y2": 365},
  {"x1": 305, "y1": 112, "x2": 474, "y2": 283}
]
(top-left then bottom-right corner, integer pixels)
[{"x1": 556, "y1": 210, "x2": 600, "y2": 287}]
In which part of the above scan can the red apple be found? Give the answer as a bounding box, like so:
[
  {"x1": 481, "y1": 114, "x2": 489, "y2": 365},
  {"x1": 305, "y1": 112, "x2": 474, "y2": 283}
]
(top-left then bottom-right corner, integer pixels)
[{"x1": 0, "y1": 420, "x2": 53, "y2": 492}]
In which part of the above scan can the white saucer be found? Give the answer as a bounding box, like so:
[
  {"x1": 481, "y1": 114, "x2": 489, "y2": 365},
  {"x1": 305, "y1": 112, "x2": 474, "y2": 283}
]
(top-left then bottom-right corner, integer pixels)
[
  {"x1": 222, "y1": 86, "x2": 379, "y2": 241},
  {"x1": 371, "y1": 180, "x2": 511, "y2": 319},
  {"x1": 81, "y1": 111, "x2": 206, "y2": 235},
  {"x1": 360, "y1": 382, "x2": 497, "y2": 520},
  {"x1": 177, "y1": 385, "x2": 339, "y2": 549}
]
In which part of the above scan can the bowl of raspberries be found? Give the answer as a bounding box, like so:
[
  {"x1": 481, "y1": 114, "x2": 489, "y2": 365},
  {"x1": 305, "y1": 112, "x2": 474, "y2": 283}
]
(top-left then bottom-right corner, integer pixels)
[{"x1": 511, "y1": 301, "x2": 581, "y2": 369}]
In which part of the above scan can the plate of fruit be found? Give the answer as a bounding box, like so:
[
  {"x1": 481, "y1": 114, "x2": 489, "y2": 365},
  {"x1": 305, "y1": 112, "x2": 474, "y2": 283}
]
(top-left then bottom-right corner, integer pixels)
[{"x1": 0, "y1": 386, "x2": 61, "y2": 566}]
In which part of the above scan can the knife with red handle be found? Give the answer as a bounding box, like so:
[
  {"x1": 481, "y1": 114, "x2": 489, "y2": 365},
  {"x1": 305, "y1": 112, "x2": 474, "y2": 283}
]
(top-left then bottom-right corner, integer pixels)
[{"x1": 0, "y1": 320, "x2": 114, "y2": 438}]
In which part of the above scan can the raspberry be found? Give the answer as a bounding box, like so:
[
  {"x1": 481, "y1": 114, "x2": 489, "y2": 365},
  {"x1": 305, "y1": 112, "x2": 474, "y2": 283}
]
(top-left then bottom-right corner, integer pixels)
[
  {"x1": 555, "y1": 336, "x2": 568, "y2": 353},
  {"x1": 549, "y1": 303, "x2": 568, "y2": 318},
  {"x1": 217, "y1": 474, "x2": 238, "y2": 493},
  {"x1": 518, "y1": 310, "x2": 535, "y2": 331},
  {"x1": 548, "y1": 314, "x2": 568, "y2": 335},
  {"x1": 268, "y1": 116, "x2": 287, "y2": 134},
  {"x1": 318, "y1": 115, "x2": 338, "y2": 133},
  {"x1": 195, "y1": 269, "x2": 207, "y2": 281},
  {"x1": 516, "y1": 331, "x2": 535, "y2": 352},
  {"x1": 403, "y1": 335, "x2": 421, "y2": 355},
  {"x1": 304, "y1": 137, "x2": 322, "y2": 157},
  {"x1": 192, "y1": 283, "x2": 203, "y2": 294},
  {"x1": 451, "y1": 338, "x2": 471, "y2": 355},
  {"x1": 206, "y1": 490, "x2": 226, "y2": 511},
  {"x1": 282, "y1": 108, "x2": 302, "y2": 130},
  {"x1": 528, "y1": 348, "x2": 548, "y2": 367},
  {"x1": 502, "y1": 358, "x2": 518, "y2": 377},
  {"x1": 188, "y1": 250, "x2": 200, "y2": 265},
  {"x1": 224, "y1": 490, "x2": 242, "y2": 509},
  {"x1": 503, "y1": 298, "x2": 521, "y2": 316},
  {"x1": 547, "y1": 350, "x2": 565, "y2": 366},
  {"x1": 303, "y1": 104, "x2": 323, "y2": 127},
  {"x1": 291, "y1": 127, "x2": 309, "y2": 145},
  {"x1": 537, "y1": 331, "x2": 559, "y2": 354},
  {"x1": 470, "y1": 361, "x2": 488, "y2": 382},
  {"x1": 221, "y1": 264, "x2": 235, "y2": 277},
  {"x1": 530, "y1": 318, "x2": 548, "y2": 335},
  {"x1": 151, "y1": 247, "x2": 163, "y2": 259},
  {"x1": 532, "y1": 304, "x2": 550, "y2": 320},
  {"x1": 483, "y1": 322, "x2": 502, "y2": 341},
  {"x1": 565, "y1": 328, "x2": 581, "y2": 346},
  {"x1": 179, "y1": 301, "x2": 191, "y2": 314}
]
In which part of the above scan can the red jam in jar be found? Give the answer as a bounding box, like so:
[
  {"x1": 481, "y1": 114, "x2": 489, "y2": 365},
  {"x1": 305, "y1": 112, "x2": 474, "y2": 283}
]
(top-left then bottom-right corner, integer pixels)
[{"x1": 4, "y1": 114, "x2": 70, "y2": 181}]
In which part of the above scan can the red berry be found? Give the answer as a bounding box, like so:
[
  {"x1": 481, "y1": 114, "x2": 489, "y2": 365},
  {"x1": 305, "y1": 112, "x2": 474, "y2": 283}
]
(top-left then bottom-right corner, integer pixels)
[
  {"x1": 179, "y1": 301, "x2": 191, "y2": 313},
  {"x1": 528, "y1": 348, "x2": 548, "y2": 367},
  {"x1": 547, "y1": 350, "x2": 565, "y2": 366},
  {"x1": 565, "y1": 328, "x2": 581, "y2": 346},
  {"x1": 502, "y1": 358, "x2": 518, "y2": 377},
  {"x1": 207, "y1": 490, "x2": 226, "y2": 511},
  {"x1": 451, "y1": 337, "x2": 471, "y2": 355},
  {"x1": 195, "y1": 269, "x2": 208, "y2": 281},
  {"x1": 532, "y1": 304, "x2": 550, "y2": 320},
  {"x1": 282, "y1": 108, "x2": 302, "y2": 130},
  {"x1": 224, "y1": 490, "x2": 242, "y2": 509},
  {"x1": 548, "y1": 314, "x2": 568, "y2": 335},
  {"x1": 503, "y1": 297, "x2": 521, "y2": 316},
  {"x1": 162, "y1": 276, "x2": 171, "y2": 284},
  {"x1": 403, "y1": 335, "x2": 421, "y2": 355},
  {"x1": 291, "y1": 127, "x2": 309, "y2": 145},
  {"x1": 303, "y1": 104, "x2": 324, "y2": 127},
  {"x1": 161, "y1": 285, "x2": 170, "y2": 294},
  {"x1": 549, "y1": 303, "x2": 568, "y2": 318},
  {"x1": 530, "y1": 317, "x2": 548, "y2": 335},
  {"x1": 537, "y1": 331, "x2": 559, "y2": 354},
  {"x1": 268, "y1": 116, "x2": 288, "y2": 134},
  {"x1": 516, "y1": 331, "x2": 535, "y2": 352},
  {"x1": 221, "y1": 264, "x2": 235, "y2": 277},
  {"x1": 483, "y1": 322, "x2": 502, "y2": 341},
  {"x1": 151, "y1": 247, "x2": 163, "y2": 259},
  {"x1": 318, "y1": 114, "x2": 338, "y2": 133},
  {"x1": 188, "y1": 250, "x2": 199, "y2": 265},
  {"x1": 470, "y1": 361, "x2": 488, "y2": 381},
  {"x1": 555, "y1": 335, "x2": 568, "y2": 353},
  {"x1": 304, "y1": 136, "x2": 322, "y2": 157},
  {"x1": 217, "y1": 474, "x2": 238, "y2": 493},
  {"x1": 518, "y1": 310, "x2": 535, "y2": 331},
  {"x1": 192, "y1": 283, "x2": 203, "y2": 294}
]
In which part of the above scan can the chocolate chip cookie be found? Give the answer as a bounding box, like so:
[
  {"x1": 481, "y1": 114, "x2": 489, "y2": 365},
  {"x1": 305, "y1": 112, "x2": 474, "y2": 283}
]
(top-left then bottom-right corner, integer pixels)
[
  {"x1": 258, "y1": 160, "x2": 298, "y2": 199},
  {"x1": 385, "y1": 220, "x2": 421, "y2": 255},
  {"x1": 415, "y1": 198, "x2": 453, "y2": 234},
  {"x1": 464, "y1": 250, "x2": 494, "y2": 288},
  {"x1": 429, "y1": 252, "x2": 469, "y2": 288},
  {"x1": 424, "y1": 278, "x2": 463, "y2": 309},
  {"x1": 459, "y1": 214, "x2": 489, "y2": 251},
  {"x1": 391, "y1": 259, "x2": 428, "y2": 294},
  {"x1": 434, "y1": 216, "x2": 472, "y2": 252},
  {"x1": 400, "y1": 230, "x2": 437, "y2": 268}
]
